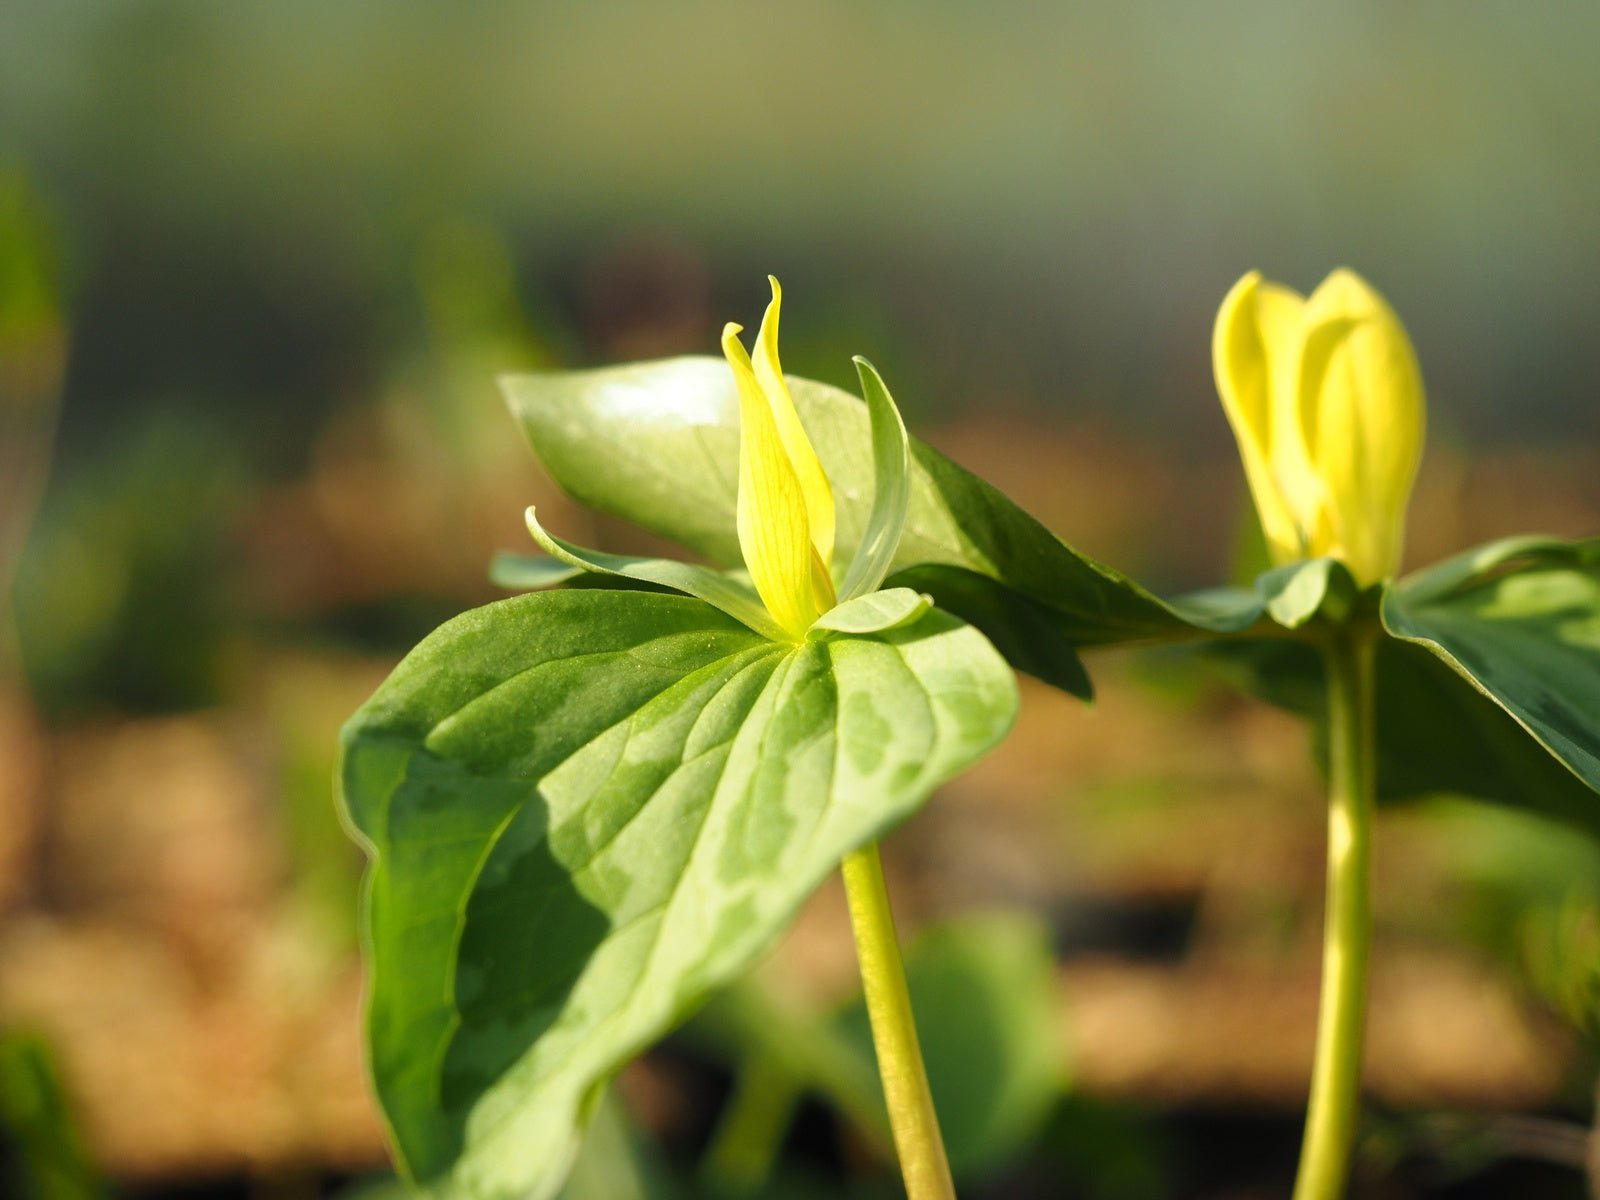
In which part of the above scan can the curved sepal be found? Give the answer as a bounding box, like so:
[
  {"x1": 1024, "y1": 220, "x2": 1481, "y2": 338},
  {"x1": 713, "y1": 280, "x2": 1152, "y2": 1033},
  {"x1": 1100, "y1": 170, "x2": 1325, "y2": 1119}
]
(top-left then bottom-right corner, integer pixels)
[
  {"x1": 524, "y1": 505, "x2": 786, "y2": 641},
  {"x1": 1172, "y1": 557, "x2": 1360, "y2": 632},
  {"x1": 836, "y1": 357, "x2": 911, "y2": 602},
  {"x1": 809, "y1": 587, "x2": 930, "y2": 637}
]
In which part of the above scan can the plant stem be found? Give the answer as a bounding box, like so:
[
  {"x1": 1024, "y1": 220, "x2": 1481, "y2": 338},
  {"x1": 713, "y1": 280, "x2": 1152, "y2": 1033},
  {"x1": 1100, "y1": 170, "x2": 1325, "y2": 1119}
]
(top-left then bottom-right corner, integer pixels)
[
  {"x1": 1293, "y1": 627, "x2": 1378, "y2": 1200},
  {"x1": 700, "y1": 1054, "x2": 798, "y2": 1197},
  {"x1": 840, "y1": 843, "x2": 955, "y2": 1200}
]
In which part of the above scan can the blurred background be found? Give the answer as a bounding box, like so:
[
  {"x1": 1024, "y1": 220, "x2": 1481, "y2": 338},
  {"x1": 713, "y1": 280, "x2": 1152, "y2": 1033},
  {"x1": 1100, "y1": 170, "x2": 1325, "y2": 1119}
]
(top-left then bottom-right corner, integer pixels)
[{"x1": 3, "y1": 3, "x2": 1600, "y2": 1198}]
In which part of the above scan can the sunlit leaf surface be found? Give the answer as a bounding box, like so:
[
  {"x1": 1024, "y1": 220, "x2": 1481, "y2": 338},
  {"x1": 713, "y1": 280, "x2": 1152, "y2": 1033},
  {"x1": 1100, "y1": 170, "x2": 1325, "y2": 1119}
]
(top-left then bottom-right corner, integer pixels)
[{"x1": 339, "y1": 589, "x2": 1015, "y2": 1199}]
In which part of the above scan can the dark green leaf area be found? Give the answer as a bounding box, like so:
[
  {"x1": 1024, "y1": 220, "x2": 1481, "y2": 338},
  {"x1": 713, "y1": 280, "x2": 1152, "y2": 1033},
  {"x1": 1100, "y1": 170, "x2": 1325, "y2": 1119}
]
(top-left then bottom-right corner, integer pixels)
[
  {"x1": 502, "y1": 361, "x2": 1260, "y2": 662},
  {"x1": 339, "y1": 589, "x2": 1017, "y2": 1200},
  {"x1": 1207, "y1": 621, "x2": 1600, "y2": 836},
  {"x1": 888, "y1": 565, "x2": 1094, "y2": 698},
  {"x1": 1385, "y1": 537, "x2": 1600, "y2": 801}
]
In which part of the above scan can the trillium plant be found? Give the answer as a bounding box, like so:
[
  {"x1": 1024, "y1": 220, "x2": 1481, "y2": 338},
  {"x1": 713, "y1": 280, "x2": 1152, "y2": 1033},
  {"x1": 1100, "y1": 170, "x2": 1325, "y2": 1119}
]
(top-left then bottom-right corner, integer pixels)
[{"x1": 340, "y1": 273, "x2": 1600, "y2": 1200}]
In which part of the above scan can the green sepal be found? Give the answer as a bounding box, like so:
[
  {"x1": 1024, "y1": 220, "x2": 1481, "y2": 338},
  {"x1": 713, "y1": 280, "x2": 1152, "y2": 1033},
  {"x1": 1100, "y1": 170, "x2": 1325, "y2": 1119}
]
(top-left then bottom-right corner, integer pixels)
[
  {"x1": 1166, "y1": 557, "x2": 1360, "y2": 633},
  {"x1": 523, "y1": 505, "x2": 786, "y2": 641},
  {"x1": 808, "y1": 587, "x2": 930, "y2": 637},
  {"x1": 338, "y1": 588, "x2": 1017, "y2": 1200},
  {"x1": 835, "y1": 357, "x2": 911, "y2": 603}
]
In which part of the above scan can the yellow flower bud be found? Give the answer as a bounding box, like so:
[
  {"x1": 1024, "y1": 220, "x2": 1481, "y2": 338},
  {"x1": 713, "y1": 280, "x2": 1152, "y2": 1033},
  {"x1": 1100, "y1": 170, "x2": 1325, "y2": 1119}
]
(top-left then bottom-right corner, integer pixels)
[
  {"x1": 722, "y1": 277, "x2": 837, "y2": 639},
  {"x1": 1213, "y1": 269, "x2": 1425, "y2": 586}
]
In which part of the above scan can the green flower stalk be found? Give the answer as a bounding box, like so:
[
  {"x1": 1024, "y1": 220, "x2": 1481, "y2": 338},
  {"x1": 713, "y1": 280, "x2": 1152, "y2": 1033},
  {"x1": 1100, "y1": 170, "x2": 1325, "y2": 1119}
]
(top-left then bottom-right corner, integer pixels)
[{"x1": 1215, "y1": 268, "x2": 1426, "y2": 1200}]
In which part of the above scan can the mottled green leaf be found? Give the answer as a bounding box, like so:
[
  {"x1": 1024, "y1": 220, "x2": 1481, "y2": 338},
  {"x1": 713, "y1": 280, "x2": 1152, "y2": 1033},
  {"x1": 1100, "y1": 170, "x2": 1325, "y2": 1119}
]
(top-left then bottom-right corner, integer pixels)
[
  {"x1": 1204, "y1": 546, "x2": 1600, "y2": 834},
  {"x1": 1382, "y1": 536, "x2": 1600, "y2": 805},
  {"x1": 339, "y1": 589, "x2": 1016, "y2": 1200},
  {"x1": 1386, "y1": 534, "x2": 1580, "y2": 606}
]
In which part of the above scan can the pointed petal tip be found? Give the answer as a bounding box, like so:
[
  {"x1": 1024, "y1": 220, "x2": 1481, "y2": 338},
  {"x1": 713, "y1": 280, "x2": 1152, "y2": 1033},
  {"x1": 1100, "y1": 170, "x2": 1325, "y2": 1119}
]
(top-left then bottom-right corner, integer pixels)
[
  {"x1": 1214, "y1": 271, "x2": 1263, "y2": 337},
  {"x1": 1310, "y1": 267, "x2": 1390, "y2": 317}
]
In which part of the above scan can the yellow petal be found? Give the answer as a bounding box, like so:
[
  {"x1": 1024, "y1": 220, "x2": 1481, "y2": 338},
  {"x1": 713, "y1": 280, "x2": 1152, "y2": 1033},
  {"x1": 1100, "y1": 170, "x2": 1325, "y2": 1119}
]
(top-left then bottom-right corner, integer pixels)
[
  {"x1": 723, "y1": 321, "x2": 822, "y2": 639},
  {"x1": 1296, "y1": 269, "x2": 1425, "y2": 584},
  {"x1": 1212, "y1": 271, "x2": 1314, "y2": 564},
  {"x1": 754, "y1": 276, "x2": 836, "y2": 572}
]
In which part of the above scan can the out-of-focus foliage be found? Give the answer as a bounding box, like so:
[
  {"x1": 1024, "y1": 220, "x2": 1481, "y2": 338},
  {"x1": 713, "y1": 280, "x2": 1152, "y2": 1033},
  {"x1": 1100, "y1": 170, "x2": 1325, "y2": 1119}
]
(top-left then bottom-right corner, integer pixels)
[
  {"x1": 12, "y1": 421, "x2": 244, "y2": 715},
  {"x1": 692, "y1": 912, "x2": 1063, "y2": 1191},
  {"x1": 0, "y1": 1031, "x2": 104, "y2": 1200},
  {"x1": 0, "y1": 166, "x2": 64, "y2": 409},
  {"x1": 0, "y1": 165, "x2": 67, "y2": 643}
]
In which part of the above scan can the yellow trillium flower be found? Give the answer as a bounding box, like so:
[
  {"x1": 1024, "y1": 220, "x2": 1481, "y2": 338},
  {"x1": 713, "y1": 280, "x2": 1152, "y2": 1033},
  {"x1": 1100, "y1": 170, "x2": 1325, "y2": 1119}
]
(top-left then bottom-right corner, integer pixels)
[
  {"x1": 1213, "y1": 268, "x2": 1426, "y2": 586},
  {"x1": 722, "y1": 276, "x2": 837, "y2": 639}
]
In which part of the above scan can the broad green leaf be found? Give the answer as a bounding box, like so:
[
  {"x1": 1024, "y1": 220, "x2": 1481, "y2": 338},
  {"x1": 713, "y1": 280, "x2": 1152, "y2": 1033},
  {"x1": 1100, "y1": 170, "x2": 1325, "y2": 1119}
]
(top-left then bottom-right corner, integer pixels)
[
  {"x1": 524, "y1": 505, "x2": 784, "y2": 640},
  {"x1": 1388, "y1": 534, "x2": 1592, "y2": 606},
  {"x1": 1370, "y1": 637, "x2": 1600, "y2": 832},
  {"x1": 339, "y1": 589, "x2": 1016, "y2": 1200},
  {"x1": 836, "y1": 911, "x2": 1064, "y2": 1177},
  {"x1": 1382, "y1": 536, "x2": 1600, "y2": 804},
  {"x1": 836, "y1": 358, "x2": 911, "y2": 602},
  {"x1": 500, "y1": 360, "x2": 1260, "y2": 662}
]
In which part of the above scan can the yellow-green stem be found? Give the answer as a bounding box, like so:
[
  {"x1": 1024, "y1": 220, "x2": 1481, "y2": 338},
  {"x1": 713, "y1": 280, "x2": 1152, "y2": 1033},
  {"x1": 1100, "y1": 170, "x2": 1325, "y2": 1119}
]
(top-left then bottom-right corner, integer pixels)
[
  {"x1": 1293, "y1": 628, "x2": 1377, "y2": 1200},
  {"x1": 840, "y1": 844, "x2": 955, "y2": 1200}
]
